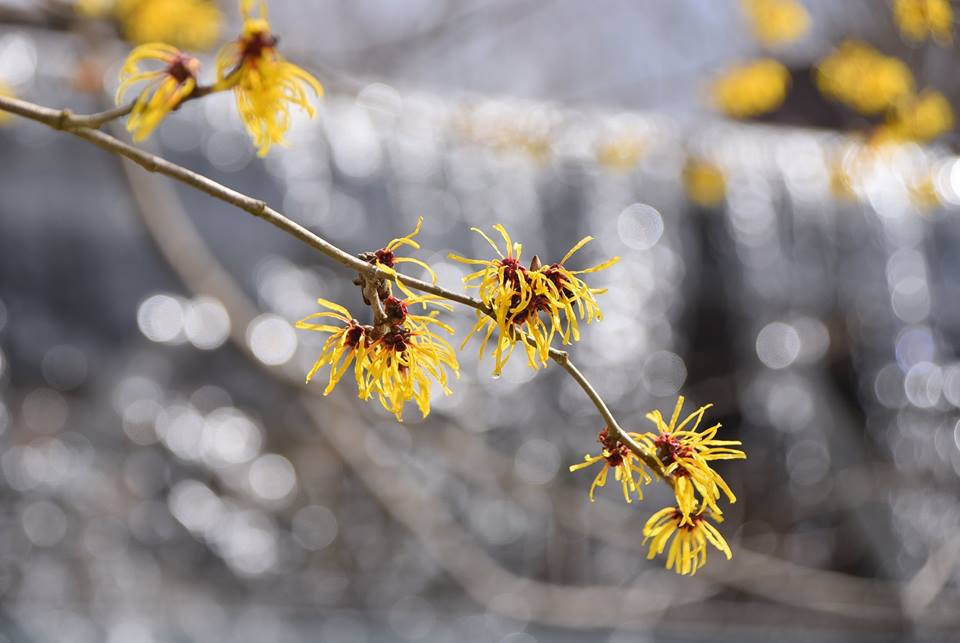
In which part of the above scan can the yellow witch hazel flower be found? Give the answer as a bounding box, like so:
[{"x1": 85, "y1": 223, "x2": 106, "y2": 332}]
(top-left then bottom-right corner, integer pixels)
[
  {"x1": 816, "y1": 41, "x2": 914, "y2": 115},
  {"x1": 297, "y1": 295, "x2": 459, "y2": 422},
  {"x1": 568, "y1": 428, "x2": 652, "y2": 502},
  {"x1": 360, "y1": 217, "x2": 438, "y2": 300},
  {"x1": 711, "y1": 58, "x2": 790, "y2": 119},
  {"x1": 893, "y1": 0, "x2": 953, "y2": 45},
  {"x1": 116, "y1": 44, "x2": 199, "y2": 141},
  {"x1": 450, "y1": 226, "x2": 618, "y2": 376},
  {"x1": 215, "y1": 0, "x2": 324, "y2": 156},
  {"x1": 634, "y1": 396, "x2": 745, "y2": 522},
  {"x1": 362, "y1": 295, "x2": 460, "y2": 422},
  {"x1": 740, "y1": 0, "x2": 810, "y2": 48},
  {"x1": 643, "y1": 505, "x2": 732, "y2": 576},
  {"x1": 296, "y1": 298, "x2": 371, "y2": 395}
]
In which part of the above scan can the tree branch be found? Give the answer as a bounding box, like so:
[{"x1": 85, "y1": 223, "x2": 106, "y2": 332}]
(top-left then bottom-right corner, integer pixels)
[{"x1": 0, "y1": 94, "x2": 661, "y2": 478}]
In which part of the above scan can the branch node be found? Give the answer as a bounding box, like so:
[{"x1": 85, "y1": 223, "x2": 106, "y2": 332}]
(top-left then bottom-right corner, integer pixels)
[{"x1": 55, "y1": 109, "x2": 73, "y2": 130}]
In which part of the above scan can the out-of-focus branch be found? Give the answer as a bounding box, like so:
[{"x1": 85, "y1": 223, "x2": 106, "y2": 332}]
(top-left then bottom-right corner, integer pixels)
[
  {"x1": 0, "y1": 4, "x2": 76, "y2": 31},
  {"x1": 903, "y1": 536, "x2": 960, "y2": 617}
]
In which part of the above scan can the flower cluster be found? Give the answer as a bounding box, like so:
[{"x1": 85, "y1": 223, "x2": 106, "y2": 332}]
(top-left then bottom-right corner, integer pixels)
[
  {"x1": 569, "y1": 397, "x2": 745, "y2": 575},
  {"x1": 634, "y1": 396, "x2": 746, "y2": 521},
  {"x1": 814, "y1": 38, "x2": 952, "y2": 150},
  {"x1": 740, "y1": 0, "x2": 810, "y2": 48},
  {"x1": 113, "y1": 0, "x2": 323, "y2": 155},
  {"x1": 711, "y1": 58, "x2": 790, "y2": 119},
  {"x1": 96, "y1": 0, "x2": 753, "y2": 581},
  {"x1": 569, "y1": 428, "x2": 652, "y2": 503},
  {"x1": 296, "y1": 220, "x2": 458, "y2": 421},
  {"x1": 893, "y1": 0, "x2": 953, "y2": 44},
  {"x1": 297, "y1": 295, "x2": 459, "y2": 422},
  {"x1": 815, "y1": 40, "x2": 914, "y2": 115},
  {"x1": 450, "y1": 225, "x2": 618, "y2": 376}
]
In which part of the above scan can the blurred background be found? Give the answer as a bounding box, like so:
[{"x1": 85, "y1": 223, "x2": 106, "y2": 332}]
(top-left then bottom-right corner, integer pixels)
[{"x1": 2, "y1": 0, "x2": 960, "y2": 641}]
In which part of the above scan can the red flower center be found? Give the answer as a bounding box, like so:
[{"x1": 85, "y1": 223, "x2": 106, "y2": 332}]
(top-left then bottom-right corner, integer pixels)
[
  {"x1": 241, "y1": 30, "x2": 278, "y2": 61},
  {"x1": 383, "y1": 327, "x2": 412, "y2": 353},
  {"x1": 655, "y1": 434, "x2": 693, "y2": 465},
  {"x1": 167, "y1": 54, "x2": 199, "y2": 84},
  {"x1": 375, "y1": 248, "x2": 395, "y2": 267},
  {"x1": 597, "y1": 428, "x2": 629, "y2": 467},
  {"x1": 344, "y1": 323, "x2": 364, "y2": 348},
  {"x1": 383, "y1": 296, "x2": 407, "y2": 324}
]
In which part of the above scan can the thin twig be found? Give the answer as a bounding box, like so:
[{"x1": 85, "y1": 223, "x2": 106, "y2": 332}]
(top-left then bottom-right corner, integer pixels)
[
  {"x1": 63, "y1": 103, "x2": 134, "y2": 128},
  {"x1": 0, "y1": 94, "x2": 661, "y2": 475},
  {"x1": 558, "y1": 357, "x2": 668, "y2": 479}
]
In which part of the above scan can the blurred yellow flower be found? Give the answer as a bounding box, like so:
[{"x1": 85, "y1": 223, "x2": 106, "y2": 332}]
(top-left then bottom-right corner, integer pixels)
[
  {"x1": 683, "y1": 158, "x2": 726, "y2": 207},
  {"x1": 893, "y1": 0, "x2": 953, "y2": 44},
  {"x1": 816, "y1": 41, "x2": 914, "y2": 115},
  {"x1": 881, "y1": 90, "x2": 955, "y2": 144},
  {"x1": 216, "y1": 0, "x2": 323, "y2": 156},
  {"x1": 78, "y1": 0, "x2": 223, "y2": 50},
  {"x1": 75, "y1": 0, "x2": 113, "y2": 17},
  {"x1": 711, "y1": 58, "x2": 790, "y2": 119},
  {"x1": 635, "y1": 396, "x2": 745, "y2": 522},
  {"x1": 643, "y1": 506, "x2": 732, "y2": 575},
  {"x1": 741, "y1": 0, "x2": 810, "y2": 47},
  {"x1": 116, "y1": 43, "x2": 199, "y2": 141},
  {"x1": 909, "y1": 175, "x2": 941, "y2": 210},
  {"x1": 120, "y1": 0, "x2": 222, "y2": 50},
  {"x1": 569, "y1": 428, "x2": 652, "y2": 503},
  {"x1": 449, "y1": 226, "x2": 617, "y2": 376},
  {"x1": 596, "y1": 136, "x2": 645, "y2": 173},
  {"x1": 830, "y1": 162, "x2": 858, "y2": 201}
]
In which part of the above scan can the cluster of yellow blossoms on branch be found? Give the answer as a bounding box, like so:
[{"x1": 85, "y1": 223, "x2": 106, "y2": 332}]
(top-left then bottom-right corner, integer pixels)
[
  {"x1": 113, "y1": 0, "x2": 323, "y2": 154},
  {"x1": 570, "y1": 397, "x2": 746, "y2": 575},
  {"x1": 450, "y1": 226, "x2": 618, "y2": 376},
  {"x1": 295, "y1": 218, "x2": 745, "y2": 575},
  {"x1": 91, "y1": 0, "x2": 749, "y2": 577}
]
